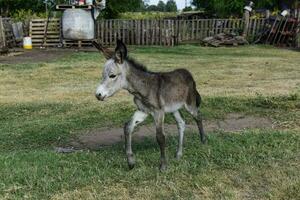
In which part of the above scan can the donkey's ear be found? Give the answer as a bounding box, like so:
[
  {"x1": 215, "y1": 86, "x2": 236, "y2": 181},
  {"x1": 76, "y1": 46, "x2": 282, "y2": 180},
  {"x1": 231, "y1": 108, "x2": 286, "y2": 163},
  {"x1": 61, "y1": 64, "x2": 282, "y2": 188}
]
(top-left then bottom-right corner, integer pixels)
[
  {"x1": 115, "y1": 39, "x2": 127, "y2": 64},
  {"x1": 92, "y1": 41, "x2": 113, "y2": 60}
]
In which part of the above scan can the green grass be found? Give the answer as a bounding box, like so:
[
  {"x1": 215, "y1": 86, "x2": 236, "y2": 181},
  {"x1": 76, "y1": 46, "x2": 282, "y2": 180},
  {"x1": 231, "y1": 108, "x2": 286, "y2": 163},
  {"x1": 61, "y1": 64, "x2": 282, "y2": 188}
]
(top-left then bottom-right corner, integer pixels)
[
  {"x1": 0, "y1": 45, "x2": 300, "y2": 199},
  {"x1": 1, "y1": 131, "x2": 300, "y2": 199}
]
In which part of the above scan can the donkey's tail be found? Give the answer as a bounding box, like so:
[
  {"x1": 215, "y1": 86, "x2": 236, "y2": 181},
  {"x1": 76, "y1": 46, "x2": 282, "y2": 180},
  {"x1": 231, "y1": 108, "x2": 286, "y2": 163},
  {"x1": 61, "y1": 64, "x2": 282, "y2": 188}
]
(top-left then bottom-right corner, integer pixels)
[
  {"x1": 192, "y1": 80, "x2": 201, "y2": 108},
  {"x1": 196, "y1": 90, "x2": 201, "y2": 108}
]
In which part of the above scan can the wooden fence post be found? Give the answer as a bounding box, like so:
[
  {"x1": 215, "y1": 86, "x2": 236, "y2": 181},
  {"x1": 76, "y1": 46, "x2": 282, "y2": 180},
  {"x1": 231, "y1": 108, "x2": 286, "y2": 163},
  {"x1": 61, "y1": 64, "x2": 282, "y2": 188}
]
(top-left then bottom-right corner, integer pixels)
[
  {"x1": 0, "y1": 17, "x2": 6, "y2": 48},
  {"x1": 243, "y1": 10, "x2": 250, "y2": 37}
]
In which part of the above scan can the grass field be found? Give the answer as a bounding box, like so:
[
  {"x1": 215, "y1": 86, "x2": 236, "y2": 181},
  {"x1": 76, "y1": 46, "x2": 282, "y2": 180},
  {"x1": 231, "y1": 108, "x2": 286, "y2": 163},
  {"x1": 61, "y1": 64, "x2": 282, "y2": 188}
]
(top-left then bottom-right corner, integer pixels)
[{"x1": 0, "y1": 45, "x2": 300, "y2": 199}]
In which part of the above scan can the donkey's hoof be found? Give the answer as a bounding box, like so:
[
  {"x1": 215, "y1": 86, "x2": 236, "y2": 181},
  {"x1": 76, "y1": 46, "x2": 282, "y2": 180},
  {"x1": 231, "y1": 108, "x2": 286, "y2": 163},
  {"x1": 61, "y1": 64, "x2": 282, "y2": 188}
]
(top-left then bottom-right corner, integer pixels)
[
  {"x1": 201, "y1": 137, "x2": 207, "y2": 144},
  {"x1": 127, "y1": 156, "x2": 135, "y2": 170},
  {"x1": 175, "y1": 153, "x2": 182, "y2": 160},
  {"x1": 159, "y1": 164, "x2": 167, "y2": 172},
  {"x1": 128, "y1": 163, "x2": 135, "y2": 170}
]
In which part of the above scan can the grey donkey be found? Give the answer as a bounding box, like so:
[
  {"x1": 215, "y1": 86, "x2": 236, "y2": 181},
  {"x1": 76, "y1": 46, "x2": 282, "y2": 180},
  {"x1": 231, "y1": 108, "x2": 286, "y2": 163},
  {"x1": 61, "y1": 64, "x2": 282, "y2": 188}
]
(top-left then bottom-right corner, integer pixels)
[{"x1": 93, "y1": 40, "x2": 206, "y2": 171}]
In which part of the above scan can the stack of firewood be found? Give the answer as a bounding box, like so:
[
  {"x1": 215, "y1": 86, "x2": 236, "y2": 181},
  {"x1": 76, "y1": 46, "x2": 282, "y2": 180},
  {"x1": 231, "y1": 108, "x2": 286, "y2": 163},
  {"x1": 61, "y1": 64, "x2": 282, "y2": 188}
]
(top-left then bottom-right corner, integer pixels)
[{"x1": 202, "y1": 33, "x2": 249, "y2": 47}]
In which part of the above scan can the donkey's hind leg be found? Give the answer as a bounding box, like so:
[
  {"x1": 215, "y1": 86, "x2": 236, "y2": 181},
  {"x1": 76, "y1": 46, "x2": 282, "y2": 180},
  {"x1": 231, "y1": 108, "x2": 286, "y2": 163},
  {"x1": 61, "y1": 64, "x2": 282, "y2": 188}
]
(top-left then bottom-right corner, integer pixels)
[
  {"x1": 173, "y1": 111, "x2": 185, "y2": 159},
  {"x1": 153, "y1": 111, "x2": 167, "y2": 171},
  {"x1": 185, "y1": 105, "x2": 206, "y2": 144},
  {"x1": 124, "y1": 110, "x2": 148, "y2": 169}
]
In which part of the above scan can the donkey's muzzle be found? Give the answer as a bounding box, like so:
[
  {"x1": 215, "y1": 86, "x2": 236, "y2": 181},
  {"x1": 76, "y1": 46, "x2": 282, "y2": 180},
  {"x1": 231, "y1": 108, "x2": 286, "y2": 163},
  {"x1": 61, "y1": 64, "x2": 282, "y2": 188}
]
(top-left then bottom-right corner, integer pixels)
[{"x1": 95, "y1": 93, "x2": 105, "y2": 101}]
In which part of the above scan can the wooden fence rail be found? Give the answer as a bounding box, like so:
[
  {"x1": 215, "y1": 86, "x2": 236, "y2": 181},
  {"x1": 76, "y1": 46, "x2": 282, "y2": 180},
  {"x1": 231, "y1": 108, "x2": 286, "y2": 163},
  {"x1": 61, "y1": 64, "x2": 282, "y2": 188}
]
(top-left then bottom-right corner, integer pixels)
[{"x1": 29, "y1": 18, "x2": 267, "y2": 47}]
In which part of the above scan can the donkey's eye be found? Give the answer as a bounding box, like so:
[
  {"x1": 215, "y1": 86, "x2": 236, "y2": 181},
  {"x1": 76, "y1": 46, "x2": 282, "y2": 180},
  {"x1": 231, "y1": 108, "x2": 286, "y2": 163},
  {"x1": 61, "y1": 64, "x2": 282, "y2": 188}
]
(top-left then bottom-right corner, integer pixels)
[{"x1": 109, "y1": 74, "x2": 117, "y2": 79}]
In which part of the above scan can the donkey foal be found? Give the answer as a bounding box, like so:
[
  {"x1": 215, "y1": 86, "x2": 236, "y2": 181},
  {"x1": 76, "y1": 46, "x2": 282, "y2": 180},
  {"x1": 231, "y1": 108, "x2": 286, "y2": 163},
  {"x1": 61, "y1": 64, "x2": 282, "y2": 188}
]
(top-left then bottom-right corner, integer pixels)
[{"x1": 93, "y1": 40, "x2": 206, "y2": 171}]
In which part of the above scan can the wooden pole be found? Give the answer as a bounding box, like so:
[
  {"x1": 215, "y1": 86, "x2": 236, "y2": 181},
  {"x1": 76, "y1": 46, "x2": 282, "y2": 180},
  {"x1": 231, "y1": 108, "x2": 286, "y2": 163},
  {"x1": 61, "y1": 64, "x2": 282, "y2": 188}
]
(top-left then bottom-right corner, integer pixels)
[
  {"x1": 0, "y1": 16, "x2": 6, "y2": 48},
  {"x1": 276, "y1": 18, "x2": 288, "y2": 45},
  {"x1": 242, "y1": 10, "x2": 250, "y2": 37}
]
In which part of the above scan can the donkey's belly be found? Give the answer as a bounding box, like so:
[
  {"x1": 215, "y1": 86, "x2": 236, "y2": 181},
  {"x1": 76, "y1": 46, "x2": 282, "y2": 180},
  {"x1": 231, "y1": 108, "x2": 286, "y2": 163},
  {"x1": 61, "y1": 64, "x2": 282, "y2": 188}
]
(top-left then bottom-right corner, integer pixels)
[{"x1": 164, "y1": 103, "x2": 184, "y2": 113}]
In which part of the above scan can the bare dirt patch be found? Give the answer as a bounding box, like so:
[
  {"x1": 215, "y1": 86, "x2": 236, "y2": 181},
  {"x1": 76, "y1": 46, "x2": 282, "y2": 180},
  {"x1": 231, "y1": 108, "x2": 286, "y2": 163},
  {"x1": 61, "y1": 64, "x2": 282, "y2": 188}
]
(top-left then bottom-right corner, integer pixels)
[
  {"x1": 0, "y1": 48, "x2": 75, "y2": 64},
  {"x1": 67, "y1": 113, "x2": 273, "y2": 150}
]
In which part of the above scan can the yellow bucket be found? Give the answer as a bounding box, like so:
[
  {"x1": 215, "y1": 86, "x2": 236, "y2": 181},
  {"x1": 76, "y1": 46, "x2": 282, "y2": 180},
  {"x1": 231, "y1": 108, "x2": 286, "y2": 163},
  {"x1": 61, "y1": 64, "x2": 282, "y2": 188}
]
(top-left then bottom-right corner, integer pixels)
[{"x1": 23, "y1": 37, "x2": 32, "y2": 49}]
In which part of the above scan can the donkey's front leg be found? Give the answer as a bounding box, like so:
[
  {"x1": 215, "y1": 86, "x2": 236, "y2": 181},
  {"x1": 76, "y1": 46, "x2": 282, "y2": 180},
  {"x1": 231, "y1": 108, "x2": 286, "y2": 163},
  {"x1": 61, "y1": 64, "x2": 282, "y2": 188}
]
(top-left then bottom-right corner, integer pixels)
[
  {"x1": 173, "y1": 111, "x2": 185, "y2": 159},
  {"x1": 154, "y1": 111, "x2": 167, "y2": 171},
  {"x1": 124, "y1": 110, "x2": 148, "y2": 170}
]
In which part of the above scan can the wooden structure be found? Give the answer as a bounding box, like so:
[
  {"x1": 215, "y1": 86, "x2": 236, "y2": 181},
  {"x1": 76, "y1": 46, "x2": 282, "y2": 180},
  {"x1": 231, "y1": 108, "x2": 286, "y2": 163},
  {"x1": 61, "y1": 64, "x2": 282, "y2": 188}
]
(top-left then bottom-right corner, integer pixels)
[
  {"x1": 29, "y1": 18, "x2": 267, "y2": 47},
  {"x1": 98, "y1": 18, "x2": 266, "y2": 45},
  {"x1": 0, "y1": 17, "x2": 15, "y2": 49},
  {"x1": 56, "y1": 4, "x2": 93, "y2": 10},
  {"x1": 29, "y1": 18, "x2": 92, "y2": 47},
  {"x1": 257, "y1": 16, "x2": 299, "y2": 47},
  {"x1": 97, "y1": 19, "x2": 176, "y2": 46}
]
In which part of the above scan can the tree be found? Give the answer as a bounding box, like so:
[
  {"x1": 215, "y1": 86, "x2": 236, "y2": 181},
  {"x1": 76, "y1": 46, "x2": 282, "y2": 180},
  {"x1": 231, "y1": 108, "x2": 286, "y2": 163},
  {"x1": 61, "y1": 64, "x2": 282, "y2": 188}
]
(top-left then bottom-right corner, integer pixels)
[
  {"x1": 0, "y1": 0, "x2": 45, "y2": 16},
  {"x1": 157, "y1": 0, "x2": 166, "y2": 12},
  {"x1": 191, "y1": 0, "x2": 243, "y2": 17},
  {"x1": 182, "y1": 6, "x2": 193, "y2": 12},
  {"x1": 0, "y1": 0, "x2": 68, "y2": 16},
  {"x1": 101, "y1": 0, "x2": 145, "y2": 18},
  {"x1": 191, "y1": 0, "x2": 209, "y2": 10},
  {"x1": 147, "y1": 5, "x2": 159, "y2": 11},
  {"x1": 191, "y1": 0, "x2": 287, "y2": 18},
  {"x1": 165, "y1": 0, "x2": 177, "y2": 12}
]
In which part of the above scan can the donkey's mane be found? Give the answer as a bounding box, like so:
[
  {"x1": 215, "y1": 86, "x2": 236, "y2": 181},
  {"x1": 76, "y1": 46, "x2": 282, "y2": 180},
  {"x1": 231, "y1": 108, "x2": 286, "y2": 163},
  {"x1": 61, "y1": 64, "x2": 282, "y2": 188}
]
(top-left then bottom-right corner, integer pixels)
[{"x1": 126, "y1": 57, "x2": 151, "y2": 73}]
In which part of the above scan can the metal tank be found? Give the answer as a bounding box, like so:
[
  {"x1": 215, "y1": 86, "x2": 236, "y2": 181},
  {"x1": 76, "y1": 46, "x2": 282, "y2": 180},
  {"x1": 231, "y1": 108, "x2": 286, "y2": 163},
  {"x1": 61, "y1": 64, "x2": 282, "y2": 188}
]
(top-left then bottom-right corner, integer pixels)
[{"x1": 62, "y1": 9, "x2": 95, "y2": 40}]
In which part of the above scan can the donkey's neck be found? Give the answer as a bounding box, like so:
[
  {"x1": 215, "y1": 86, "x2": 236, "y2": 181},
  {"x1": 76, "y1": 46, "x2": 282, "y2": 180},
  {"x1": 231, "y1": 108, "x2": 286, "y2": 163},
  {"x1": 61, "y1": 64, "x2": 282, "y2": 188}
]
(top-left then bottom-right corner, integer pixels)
[{"x1": 124, "y1": 60, "x2": 156, "y2": 98}]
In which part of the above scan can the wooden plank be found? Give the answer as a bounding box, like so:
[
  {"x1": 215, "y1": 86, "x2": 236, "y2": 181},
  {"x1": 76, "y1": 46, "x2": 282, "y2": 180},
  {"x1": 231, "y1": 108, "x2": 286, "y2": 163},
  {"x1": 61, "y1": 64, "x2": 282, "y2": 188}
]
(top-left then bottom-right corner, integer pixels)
[
  {"x1": 137, "y1": 20, "x2": 140, "y2": 45},
  {"x1": 99, "y1": 20, "x2": 103, "y2": 44},
  {"x1": 31, "y1": 18, "x2": 60, "y2": 21},
  {"x1": 31, "y1": 31, "x2": 60, "y2": 34},
  {"x1": 167, "y1": 20, "x2": 170, "y2": 46},
  {"x1": 31, "y1": 35, "x2": 59, "y2": 39},
  {"x1": 31, "y1": 22, "x2": 60, "y2": 25},
  {"x1": 32, "y1": 39, "x2": 60, "y2": 42},
  {"x1": 166, "y1": 20, "x2": 169, "y2": 46},
  {"x1": 114, "y1": 20, "x2": 118, "y2": 44},
  {"x1": 146, "y1": 19, "x2": 149, "y2": 45},
  {"x1": 0, "y1": 17, "x2": 6, "y2": 48},
  {"x1": 229, "y1": 19, "x2": 234, "y2": 33},
  {"x1": 141, "y1": 20, "x2": 145, "y2": 45},
  {"x1": 121, "y1": 20, "x2": 125, "y2": 44},
  {"x1": 104, "y1": 20, "x2": 108, "y2": 45},
  {"x1": 56, "y1": 4, "x2": 92, "y2": 10},
  {"x1": 125, "y1": 20, "x2": 128, "y2": 44},
  {"x1": 158, "y1": 20, "x2": 161, "y2": 46},
  {"x1": 156, "y1": 20, "x2": 159, "y2": 45},
  {"x1": 150, "y1": 19, "x2": 152, "y2": 45},
  {"x1": 135, "y1": 20, "x2": 138, "y2": 45},
  {"x1": 252, "y1": 19, "x2": 257, "y2": 37},
  {"x1": 162, "y1": 20, "x2": 165, "y2": 46},
  {"x1": 142, "y1": 19, "x2": 145, "y2": 45},
  {"x1": 130, "y1": 20, "x2": 134, "y2": 45}
]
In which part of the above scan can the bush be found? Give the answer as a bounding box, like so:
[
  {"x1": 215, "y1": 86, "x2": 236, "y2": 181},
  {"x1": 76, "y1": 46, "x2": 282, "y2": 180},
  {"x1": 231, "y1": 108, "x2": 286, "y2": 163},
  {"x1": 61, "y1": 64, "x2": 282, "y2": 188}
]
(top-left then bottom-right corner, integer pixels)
[
  {"x1": 118, "y1": 12, "x2": 177, "y2": 20},
  {"x1": 11, "y1": 9, "x2": 47, "y2": 22}
]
